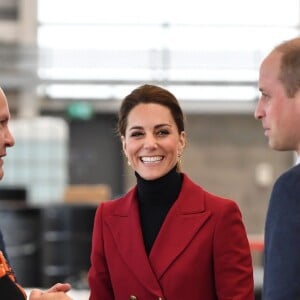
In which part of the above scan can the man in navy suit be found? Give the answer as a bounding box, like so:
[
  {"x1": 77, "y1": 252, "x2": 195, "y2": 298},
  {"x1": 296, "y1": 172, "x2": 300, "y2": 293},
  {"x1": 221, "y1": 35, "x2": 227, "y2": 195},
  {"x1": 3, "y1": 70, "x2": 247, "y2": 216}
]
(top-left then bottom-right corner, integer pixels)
[
  {"x1": 0, "y1": 87, "x2": 72, "y2": 299},
  {"x1": 255, "y1": 37, "x2": 300, "y2": 299},
  {"x1": 0, "y1": 231, "x2": 7, "y2": 260}
]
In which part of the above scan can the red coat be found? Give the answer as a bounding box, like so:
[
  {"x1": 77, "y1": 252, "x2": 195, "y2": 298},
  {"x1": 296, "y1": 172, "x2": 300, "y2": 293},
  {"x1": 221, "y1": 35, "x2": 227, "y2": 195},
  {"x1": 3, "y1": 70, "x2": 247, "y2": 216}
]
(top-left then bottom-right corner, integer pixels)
[{"x1": 88, "y1": 174, "x2": 254, "y2": 300}]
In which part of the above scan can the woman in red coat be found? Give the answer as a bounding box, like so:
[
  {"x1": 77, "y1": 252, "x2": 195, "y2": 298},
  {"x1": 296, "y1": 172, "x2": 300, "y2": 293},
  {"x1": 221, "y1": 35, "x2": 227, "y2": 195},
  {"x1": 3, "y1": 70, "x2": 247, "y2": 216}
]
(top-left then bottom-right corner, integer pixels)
[{"x1": 88, "y1": 84, "x2": 254, "y2": 300}]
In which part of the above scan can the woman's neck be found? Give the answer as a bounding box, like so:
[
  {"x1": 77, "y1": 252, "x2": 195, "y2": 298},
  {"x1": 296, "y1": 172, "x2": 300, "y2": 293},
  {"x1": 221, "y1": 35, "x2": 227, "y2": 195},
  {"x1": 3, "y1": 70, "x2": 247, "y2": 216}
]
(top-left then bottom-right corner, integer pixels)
[{"x1": 136, "y1": 166, "x2": 182, "y2": 205}]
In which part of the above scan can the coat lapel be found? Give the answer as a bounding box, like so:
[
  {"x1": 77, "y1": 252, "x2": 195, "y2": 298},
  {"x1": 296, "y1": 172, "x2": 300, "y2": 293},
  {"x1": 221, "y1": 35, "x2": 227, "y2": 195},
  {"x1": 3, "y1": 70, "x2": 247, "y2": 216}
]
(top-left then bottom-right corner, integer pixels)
[
  {"x1": 105, "y1": 188, "x2": 163, "y2": 295},
  {"x1": 149, "y1": 175, "x2": 211, "y2": 279}
]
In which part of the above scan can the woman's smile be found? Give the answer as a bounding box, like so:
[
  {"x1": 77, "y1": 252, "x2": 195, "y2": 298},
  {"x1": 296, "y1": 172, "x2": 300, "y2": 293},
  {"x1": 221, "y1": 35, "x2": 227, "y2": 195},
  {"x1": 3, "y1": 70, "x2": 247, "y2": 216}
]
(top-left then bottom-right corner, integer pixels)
[{"x1": 140, "y1": 156, "x2": 164, "y2": 163}]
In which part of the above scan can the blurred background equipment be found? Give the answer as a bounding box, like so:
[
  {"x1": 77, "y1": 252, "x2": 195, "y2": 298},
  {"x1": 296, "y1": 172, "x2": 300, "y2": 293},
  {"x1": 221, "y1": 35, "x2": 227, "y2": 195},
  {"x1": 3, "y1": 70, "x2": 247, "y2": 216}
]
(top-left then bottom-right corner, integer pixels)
[
  {"x1": 64, "y1": 184, "x2": 111, "y2": 205},
  {"x1": 0, "y1": 206, "x2": 41, "y2": 287},
  {"x1": 40, "y1": 204, "x2": 97, "y2": 288},
  {"x1": 0, "y1": 203, "x2": 99, "y2": 289}
]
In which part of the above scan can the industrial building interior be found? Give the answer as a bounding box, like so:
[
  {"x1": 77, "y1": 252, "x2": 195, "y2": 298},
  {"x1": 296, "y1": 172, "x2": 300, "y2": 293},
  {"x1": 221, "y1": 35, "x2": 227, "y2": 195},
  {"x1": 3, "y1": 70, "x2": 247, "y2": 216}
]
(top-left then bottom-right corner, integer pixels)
[{"x1": 0, "y1": 0, "x2": 299, "y2": 299}]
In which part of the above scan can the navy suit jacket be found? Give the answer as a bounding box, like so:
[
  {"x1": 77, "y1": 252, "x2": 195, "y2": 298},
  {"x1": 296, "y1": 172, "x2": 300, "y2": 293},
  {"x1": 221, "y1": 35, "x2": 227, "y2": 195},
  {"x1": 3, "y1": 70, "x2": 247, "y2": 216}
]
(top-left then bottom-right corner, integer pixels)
[
  {"x1": 263, "y1": 163, "x2": 300, "y2": 299},
  {"x1": 0, "y1": 229, "x2": 8, "y2": 259},
  {"x1": 0, "y1": 230, "x2": 27, "y2": 299}
]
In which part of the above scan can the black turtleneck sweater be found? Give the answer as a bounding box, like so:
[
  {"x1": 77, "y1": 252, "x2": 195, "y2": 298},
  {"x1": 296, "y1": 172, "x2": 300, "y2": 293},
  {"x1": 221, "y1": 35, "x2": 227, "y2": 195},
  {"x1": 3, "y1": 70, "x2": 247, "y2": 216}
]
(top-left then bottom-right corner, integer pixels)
[{"x1": 136, "y1": 166, "x2": 183, "y2": 255}]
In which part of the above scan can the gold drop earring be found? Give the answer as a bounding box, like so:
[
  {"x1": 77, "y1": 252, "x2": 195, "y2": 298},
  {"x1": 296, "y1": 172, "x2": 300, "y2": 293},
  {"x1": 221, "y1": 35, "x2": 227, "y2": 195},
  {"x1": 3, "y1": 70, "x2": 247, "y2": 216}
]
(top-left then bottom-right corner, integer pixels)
[{"x1": 177, "y1": 153, "x2": 182, "y2": 164}]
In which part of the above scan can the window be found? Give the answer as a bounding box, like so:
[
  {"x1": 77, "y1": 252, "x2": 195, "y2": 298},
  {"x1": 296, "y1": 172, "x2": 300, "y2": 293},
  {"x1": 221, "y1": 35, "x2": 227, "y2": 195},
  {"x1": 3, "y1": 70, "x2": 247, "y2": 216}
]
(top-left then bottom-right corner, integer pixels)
[{"x1": 37, "y1": 0, "x2": 300, "y2": 101}]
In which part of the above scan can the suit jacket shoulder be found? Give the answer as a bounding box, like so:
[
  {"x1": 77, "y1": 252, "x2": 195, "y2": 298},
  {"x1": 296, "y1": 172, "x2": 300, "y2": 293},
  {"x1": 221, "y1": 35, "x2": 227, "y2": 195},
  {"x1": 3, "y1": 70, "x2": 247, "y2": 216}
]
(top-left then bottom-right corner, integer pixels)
[{"x1": 272, "y1": 163, "x2": 300, "y2": 199}]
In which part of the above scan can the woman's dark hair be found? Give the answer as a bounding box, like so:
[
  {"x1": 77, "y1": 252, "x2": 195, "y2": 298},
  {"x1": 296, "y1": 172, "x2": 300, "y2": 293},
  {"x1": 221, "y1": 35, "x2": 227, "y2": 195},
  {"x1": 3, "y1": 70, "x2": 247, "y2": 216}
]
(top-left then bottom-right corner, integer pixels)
[{"x1": 117, "y1": 84, "x2": 185, "y2": 136}]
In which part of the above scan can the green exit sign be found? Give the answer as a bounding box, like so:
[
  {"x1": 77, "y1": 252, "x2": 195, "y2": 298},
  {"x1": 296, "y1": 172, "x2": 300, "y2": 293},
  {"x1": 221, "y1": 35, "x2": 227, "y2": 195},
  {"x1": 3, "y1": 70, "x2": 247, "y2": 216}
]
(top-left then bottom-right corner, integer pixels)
[{"x1": 67, "y1": 102, "x2": 94, "y2": 120}]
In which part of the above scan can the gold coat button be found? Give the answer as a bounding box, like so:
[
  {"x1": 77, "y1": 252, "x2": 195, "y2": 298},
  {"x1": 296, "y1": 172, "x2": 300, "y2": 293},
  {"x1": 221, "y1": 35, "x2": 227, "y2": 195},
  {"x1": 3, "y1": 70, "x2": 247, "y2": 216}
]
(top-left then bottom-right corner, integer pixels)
[{"x1": 129, "y1": 295, "x2": 137, "y2": 300}]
